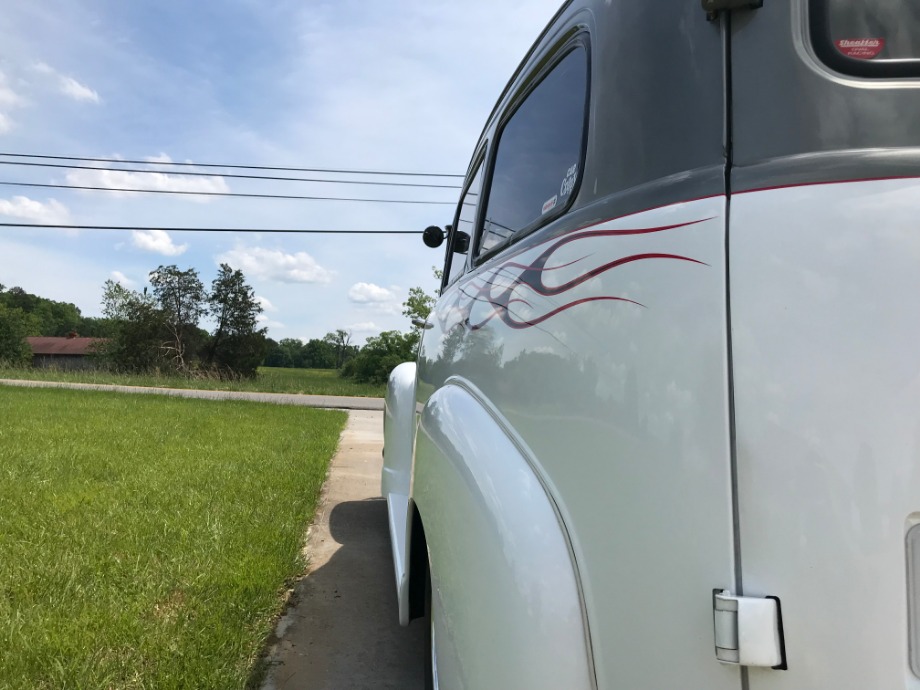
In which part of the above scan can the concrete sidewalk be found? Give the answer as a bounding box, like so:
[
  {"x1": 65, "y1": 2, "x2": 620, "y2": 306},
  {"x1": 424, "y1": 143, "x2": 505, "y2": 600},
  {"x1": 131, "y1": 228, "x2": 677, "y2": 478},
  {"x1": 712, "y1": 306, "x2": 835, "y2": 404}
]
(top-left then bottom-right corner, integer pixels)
[
  {"x1": 260, "y1": 410, "x2": 425, "y2": 690},
  {"x1": 0, "y1": 378, "x2": 384, "y2": 411}
]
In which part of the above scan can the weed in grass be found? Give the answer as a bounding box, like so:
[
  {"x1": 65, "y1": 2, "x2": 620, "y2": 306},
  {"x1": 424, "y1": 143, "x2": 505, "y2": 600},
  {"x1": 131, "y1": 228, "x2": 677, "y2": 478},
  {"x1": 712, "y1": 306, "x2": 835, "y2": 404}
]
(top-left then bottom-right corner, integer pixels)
[{"x1": 0, "y1": 386, "x2": 347, "y2": 689}]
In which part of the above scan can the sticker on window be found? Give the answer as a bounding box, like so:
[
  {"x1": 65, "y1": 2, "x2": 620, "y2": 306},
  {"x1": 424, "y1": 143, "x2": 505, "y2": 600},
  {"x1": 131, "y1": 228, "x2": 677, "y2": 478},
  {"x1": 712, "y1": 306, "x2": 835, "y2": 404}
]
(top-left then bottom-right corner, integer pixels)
[
  {"x1": 835, "y1": 38, "x2": 885, "y2": 59},
  {"x1": 542, "y1": 195, "x2": 558, "y2": 215},
  {"x1": 560, "y1": 163, "x2": 578, "y2": 198}
]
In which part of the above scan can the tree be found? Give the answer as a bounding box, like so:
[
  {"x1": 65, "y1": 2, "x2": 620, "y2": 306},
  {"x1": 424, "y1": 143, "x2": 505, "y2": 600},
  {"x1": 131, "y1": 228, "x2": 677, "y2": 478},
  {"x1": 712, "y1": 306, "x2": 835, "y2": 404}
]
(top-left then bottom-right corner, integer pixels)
[
  {"x1": 0, "y1": 285, "x2": 82, "y2": 336},
  {"x1": 0, "y1": 304, "x2": 37, "y2": 366},
  {"x1": 149, "y1": 265, "x2": 205, "y2": 371},
  {"x1": 97, "y1": 280, "x2": 164, "y2": 371},
  {"x1": 278, "y1": 338, "x2": 306, "y2": 367},
  {"x1": 76, "y1": 316, "x2": 115, "y2": 338},
  {"x1": 261, "y1": 337, "x2": 343, "y2": 370},
  {"x1": 204, "y1": 264, "x2": 266, "y2": 377},
  {"x1": 323, "y1": 329, "x2": 354, "y2": 368},
  {"x1": 402, "y1": 287, "x2": 436, "y2": 334},
  {"x1": 402, "y1": 267, "x2": 441, "y2": 335},
  {"x1": 262, "y1": 338, "x2": 286, "y2": 367},
  {"x1": 341, "y1": 330, "x2": 419, "y2": 384},
  {"x1": 303, "y1": 338, "x2": 338, "y2": 368}
]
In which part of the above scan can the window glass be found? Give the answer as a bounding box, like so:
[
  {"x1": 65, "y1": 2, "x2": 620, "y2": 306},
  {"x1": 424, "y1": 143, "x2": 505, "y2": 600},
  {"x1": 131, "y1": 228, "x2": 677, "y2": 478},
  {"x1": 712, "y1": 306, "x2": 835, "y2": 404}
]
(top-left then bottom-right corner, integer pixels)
[
  {"x1": 445, "y1": 160, "x2": 483, "y2": 286},
  {"x1": 812, "y1": 0, "x2": 920, "y2": 75},
  {"x1": 480, "y1": 46, "x2": 588, "y2": 255}
]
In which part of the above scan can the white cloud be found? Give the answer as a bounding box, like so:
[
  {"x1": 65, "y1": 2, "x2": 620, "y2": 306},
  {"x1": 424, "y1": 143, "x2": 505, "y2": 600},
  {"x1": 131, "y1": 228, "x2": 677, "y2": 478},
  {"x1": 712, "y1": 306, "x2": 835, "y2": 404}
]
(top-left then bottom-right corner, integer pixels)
[
  {"x1": 347, "y1": 321, "x2": 380, "y2": 333},
  {"x1": 255, "y1": 295, "x2": 277, "y2": 312},
  {"x1": 347, "y1": 281, "x2": 403, "y2": 316},
  {"x1": 60, "y1": 76, "x2": 100, "y2": 103},
  {"x1": 348, "y1": 282, "x2": 396, "y2": 303},
  {"x1": 110, "y1": 270, "x2": 135, "y2": 287},
  {"x1": 0, "y1": 71, "x2": 25, "y2": 109},
  {"x1": 0, "y1": 195, "x2": 71, "y2": 224},
  {"x1": 256, "y1": 313, "x2": 285, "y2": 331},
  {"x1": 216, "y1": 247, "x2": 334, "y2": 284},
  {"x1": 32, "y1": 62, "x2": 100, "y2": 103},
  {"x1": 131, "y1": 229, "x2": 188, "y2": 256},
  {"x1": 0, "y1": 70, "x2": 26, "y2": 134}
]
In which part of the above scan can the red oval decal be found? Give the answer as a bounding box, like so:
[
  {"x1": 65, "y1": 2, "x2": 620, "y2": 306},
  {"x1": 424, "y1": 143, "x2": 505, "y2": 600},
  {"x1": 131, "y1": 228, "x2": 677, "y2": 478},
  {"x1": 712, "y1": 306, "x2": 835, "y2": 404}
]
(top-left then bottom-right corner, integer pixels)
[{"x1": 835, "y1": 38, "x2": 885, "y2": 59}]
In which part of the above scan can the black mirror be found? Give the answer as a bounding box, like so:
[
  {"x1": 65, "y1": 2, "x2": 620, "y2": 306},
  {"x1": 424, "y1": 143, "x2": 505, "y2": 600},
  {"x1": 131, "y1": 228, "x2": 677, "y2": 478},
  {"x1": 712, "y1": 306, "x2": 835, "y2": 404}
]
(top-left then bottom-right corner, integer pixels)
[
  {"x1": 422, "y1": 225, "x2": 445, "y2": 248},
  {"x1": 453, "y1": 230, "x2": 470, "y2": 254}
]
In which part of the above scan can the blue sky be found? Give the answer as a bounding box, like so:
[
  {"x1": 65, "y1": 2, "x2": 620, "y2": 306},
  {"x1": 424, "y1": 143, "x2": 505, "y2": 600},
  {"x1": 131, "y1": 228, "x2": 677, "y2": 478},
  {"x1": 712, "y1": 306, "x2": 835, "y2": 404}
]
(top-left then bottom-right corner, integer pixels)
[{"x1": 0, "y1": 0, "x2": 560, "y2": 343}]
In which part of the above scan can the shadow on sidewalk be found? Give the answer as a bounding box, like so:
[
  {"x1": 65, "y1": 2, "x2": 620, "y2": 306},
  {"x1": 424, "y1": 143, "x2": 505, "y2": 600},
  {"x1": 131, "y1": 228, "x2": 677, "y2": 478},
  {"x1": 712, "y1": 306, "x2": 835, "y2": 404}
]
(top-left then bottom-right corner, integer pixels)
[{"x1": 257, "y1": 498, "x2": 426, "y2": 690}]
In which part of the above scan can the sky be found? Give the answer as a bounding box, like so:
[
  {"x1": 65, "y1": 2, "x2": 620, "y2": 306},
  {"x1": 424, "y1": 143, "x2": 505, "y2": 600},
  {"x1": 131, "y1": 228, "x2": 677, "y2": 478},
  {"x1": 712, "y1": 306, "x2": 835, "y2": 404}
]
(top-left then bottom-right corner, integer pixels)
[{"x1": 0, "y1": 0, "x2": 561, "y2": 344}]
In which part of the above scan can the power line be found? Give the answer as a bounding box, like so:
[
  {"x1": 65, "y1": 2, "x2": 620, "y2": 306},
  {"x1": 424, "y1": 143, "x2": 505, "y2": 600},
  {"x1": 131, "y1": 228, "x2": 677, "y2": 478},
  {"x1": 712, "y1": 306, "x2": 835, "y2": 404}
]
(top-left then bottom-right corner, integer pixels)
[
  {"x1": 0, "y1": 160, "x2": 463, "y2": 189},
  {"x1": 0, "y1": 152, "x2": 465, "y2": 179},
  {"x1": 0, "y1": 180, "x2": 455, "y2": 205},
  {"x1": 0, "y1": 222, "x2": 423, "y2": 234}
]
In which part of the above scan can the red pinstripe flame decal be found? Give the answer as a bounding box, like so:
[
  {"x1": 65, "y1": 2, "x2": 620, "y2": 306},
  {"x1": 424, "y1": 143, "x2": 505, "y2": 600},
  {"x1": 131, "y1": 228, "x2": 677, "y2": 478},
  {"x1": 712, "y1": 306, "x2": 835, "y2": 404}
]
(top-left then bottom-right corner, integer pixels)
[{"x1": 451, "y1": 218, "x2": 711, "y2": 331}]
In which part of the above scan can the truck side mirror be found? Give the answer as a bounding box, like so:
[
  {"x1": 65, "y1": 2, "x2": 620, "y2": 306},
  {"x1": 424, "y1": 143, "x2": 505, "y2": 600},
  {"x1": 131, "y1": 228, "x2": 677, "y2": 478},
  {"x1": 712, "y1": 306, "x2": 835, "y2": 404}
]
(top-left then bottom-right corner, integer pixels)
[
  {"x1": 423, "y1": 225, "x2": 446, "y2": 248},
  {"x1": 452, "y1": 231, "x2": 470, "y2": 254}
]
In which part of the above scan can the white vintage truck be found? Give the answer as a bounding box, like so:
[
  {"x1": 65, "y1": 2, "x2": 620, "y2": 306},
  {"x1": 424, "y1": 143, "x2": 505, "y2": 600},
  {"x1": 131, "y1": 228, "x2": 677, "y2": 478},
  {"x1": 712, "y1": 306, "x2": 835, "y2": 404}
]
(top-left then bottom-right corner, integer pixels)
[{"x1": 383, "y1": 0, "x2": 920, "y2": 687}]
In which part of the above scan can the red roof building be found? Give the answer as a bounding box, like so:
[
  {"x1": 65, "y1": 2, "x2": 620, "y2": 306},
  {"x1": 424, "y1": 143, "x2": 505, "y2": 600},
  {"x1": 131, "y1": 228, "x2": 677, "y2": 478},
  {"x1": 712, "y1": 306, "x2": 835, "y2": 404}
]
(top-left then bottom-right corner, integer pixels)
[
  {"x1": 27, "y1": 337, "x2": 100, "y2": 356},
  {"x1": 26, "y1": 335, "x2": 106, "y2": 370}
]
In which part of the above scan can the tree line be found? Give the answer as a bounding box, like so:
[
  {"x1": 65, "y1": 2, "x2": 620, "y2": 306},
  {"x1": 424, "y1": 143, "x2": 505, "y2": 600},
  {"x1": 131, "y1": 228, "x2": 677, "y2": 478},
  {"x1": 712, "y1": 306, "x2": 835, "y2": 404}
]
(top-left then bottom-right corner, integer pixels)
[
  {"x1": 0, "y1": 264, "x2": 266, "y2": 376},
  {"x1": 264, "y1": 330, "x2": 357, "y2": 370},
  {"x1": 0, "y1": 267, "x2": 439, "y2": 385},
  {"x1": 262, "y1": 283, "x2": 436, "y2": 384}
]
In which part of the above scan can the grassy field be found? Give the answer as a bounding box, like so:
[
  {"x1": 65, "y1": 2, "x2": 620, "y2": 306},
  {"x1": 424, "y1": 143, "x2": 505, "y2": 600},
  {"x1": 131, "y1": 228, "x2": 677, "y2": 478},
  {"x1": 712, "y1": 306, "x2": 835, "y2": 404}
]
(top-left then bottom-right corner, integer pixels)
[
  {"x1": 0, "y1": 386, "x2": 347, "y2": 689},
  {"x1": 0, "y1": 365, "x2": 386, "y2": 398}
]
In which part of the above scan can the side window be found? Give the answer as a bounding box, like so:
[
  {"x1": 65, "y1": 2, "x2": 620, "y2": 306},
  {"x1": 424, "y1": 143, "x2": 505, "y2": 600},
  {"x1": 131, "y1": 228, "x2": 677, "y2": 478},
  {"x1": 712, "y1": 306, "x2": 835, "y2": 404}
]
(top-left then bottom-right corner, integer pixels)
[
  {"x1": 479, "y1": 46, "x2": 588, "y2": 256},
  {"x1": 810, "y1": 0, "x2": 920, "y2": 77},
  {"x1": 444, "y1": 160, "x2": 484, "y2": 286}
]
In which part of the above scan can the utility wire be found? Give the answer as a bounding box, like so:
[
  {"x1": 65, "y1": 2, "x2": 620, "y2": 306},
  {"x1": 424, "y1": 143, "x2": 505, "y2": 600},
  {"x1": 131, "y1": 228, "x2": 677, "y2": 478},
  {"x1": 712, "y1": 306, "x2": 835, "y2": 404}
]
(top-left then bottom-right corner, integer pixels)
[
  {"x1": 0, "y1": 222, "x2": 422, "y2": 234},
  {"x1": 0, "y1": 180, "x2": 455, "y2": 205},
  {"x1": 0, "y1": 152, "x2": 465, "y2": 180},
  {"x1": 0, "y1": 160, "x2": 462, "y2": 189}
]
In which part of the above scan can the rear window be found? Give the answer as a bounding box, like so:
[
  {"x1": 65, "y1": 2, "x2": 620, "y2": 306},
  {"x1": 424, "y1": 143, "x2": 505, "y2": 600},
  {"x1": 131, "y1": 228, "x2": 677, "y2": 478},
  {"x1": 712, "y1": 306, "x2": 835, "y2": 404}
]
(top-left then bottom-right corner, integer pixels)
[
  {"x1": 811, "y1": 0, "x2": 920, "y2": 77},
  {"x1": 478, "y1": 45, "x2": 589, "y2": 256}
]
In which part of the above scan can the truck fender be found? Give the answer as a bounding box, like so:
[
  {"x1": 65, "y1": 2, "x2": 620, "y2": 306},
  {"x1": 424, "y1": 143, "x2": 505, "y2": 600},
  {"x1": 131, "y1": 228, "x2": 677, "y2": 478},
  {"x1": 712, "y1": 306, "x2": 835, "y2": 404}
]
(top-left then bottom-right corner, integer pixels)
[
  {"x1": 413, "y1": 379, "x2": 595, "y2": 690},
  {"x1": 381, "y1": 361, "x2": 417, "y2": 625}
]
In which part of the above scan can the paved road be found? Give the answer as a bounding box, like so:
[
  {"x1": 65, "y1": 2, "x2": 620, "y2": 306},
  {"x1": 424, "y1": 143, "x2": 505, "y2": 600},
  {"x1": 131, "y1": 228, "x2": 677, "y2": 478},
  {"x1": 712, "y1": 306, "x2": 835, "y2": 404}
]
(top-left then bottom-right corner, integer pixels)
[
  {"x1": 260, "y1": 410, "x2": 426, "y2": 690},
  {"x1": 0, "y1": 378, "x2": 384, "y2": 410}
]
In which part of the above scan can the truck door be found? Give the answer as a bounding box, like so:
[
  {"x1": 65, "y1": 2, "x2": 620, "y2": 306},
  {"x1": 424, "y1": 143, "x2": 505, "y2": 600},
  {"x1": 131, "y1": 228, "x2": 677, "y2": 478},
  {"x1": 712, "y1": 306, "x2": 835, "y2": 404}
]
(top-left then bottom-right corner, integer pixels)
[{"x1": 728, "y1": 1, "x2": 920, "y2": 687}]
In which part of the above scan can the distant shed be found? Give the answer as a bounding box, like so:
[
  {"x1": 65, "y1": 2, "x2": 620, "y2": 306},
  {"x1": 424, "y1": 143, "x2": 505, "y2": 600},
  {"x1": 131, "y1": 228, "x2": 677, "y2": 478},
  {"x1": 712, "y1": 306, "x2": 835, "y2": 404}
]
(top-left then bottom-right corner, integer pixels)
[{"x1": 26, "y1": 336, "x2": 106, "y2": 370}]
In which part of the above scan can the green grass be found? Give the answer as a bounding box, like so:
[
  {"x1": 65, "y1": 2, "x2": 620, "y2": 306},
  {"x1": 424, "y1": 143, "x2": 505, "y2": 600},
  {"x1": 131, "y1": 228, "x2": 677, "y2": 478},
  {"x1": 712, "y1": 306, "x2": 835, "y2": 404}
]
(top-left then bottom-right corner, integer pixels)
[
  {"x1": 0, "y1": 386, "x2": 348, "y2": 689},
  {"x1": 0, "y1": 366, "x2": 386, "y2": 398},
  {"x1": 256, "y1": 367, "x2": 386, "y2": 397}
]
